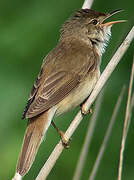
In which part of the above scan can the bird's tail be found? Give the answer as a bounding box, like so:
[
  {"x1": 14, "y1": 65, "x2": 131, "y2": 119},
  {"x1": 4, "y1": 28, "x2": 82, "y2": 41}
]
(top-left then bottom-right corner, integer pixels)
[{"x1": 15, "y1": 108, "x2": 56, "y2": 177}]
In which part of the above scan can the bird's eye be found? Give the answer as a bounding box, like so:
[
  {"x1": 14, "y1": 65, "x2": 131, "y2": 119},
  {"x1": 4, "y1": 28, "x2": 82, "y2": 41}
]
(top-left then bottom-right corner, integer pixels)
[{"x1": 92, "y1": 19, "x2": 98, "y2": 25}]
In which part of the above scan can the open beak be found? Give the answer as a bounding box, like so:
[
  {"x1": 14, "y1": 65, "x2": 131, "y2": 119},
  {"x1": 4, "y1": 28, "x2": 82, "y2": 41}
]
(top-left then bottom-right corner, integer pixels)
[{"x1": 101, "y1": 9, "x2": 126, "y2": 27}]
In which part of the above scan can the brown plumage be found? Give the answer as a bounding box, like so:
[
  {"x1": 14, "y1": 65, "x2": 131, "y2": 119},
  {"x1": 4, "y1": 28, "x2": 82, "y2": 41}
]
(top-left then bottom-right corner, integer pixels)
[{"x1": 13, "y1": 8, "x2": 123, "y2": 178}]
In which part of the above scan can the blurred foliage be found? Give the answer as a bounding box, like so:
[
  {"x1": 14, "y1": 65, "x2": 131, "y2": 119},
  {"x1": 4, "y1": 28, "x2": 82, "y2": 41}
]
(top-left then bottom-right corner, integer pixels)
[{"x1": 0, "y1": 0, "x2": 134, "y2": 180}]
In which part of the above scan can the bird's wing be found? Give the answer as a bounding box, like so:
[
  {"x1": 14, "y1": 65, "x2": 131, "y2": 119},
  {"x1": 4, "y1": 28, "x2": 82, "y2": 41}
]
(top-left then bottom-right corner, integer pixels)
[{"x1": 25, "y1": 71, "x2": 81, "y2": 118}]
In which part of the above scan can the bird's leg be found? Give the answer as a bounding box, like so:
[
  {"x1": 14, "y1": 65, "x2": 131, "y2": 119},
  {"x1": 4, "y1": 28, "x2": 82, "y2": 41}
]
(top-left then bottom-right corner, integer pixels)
[
  {"x1": 51, "y1": 121, "x2": 70, "y2": 148},
  {"x1": 80, "y1": 96, "x2": 93, "y2": 115}
]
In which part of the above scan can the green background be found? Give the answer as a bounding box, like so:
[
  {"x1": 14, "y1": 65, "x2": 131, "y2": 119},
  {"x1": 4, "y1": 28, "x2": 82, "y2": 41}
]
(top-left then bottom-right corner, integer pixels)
[{"x1": 0, "y1": 0, "x2": 134, "y2": 179}]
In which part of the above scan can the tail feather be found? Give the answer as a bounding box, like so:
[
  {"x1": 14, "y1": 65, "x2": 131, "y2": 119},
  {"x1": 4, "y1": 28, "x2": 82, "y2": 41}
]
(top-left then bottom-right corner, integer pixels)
[{"x1": 16, "y1": 107, "x2": 56, "y2": 176}]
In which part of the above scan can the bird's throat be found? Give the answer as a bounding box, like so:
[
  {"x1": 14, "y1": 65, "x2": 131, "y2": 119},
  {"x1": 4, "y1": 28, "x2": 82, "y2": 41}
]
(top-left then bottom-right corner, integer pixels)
[{"x1": 91, "y1": 26, "x2": 111, "y2": 57}]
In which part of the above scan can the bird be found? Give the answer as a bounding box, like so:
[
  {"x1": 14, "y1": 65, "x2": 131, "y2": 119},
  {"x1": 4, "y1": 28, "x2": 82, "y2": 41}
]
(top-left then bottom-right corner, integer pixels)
[{"x1": 13, "y1": 8, "x2": 124, "y2": 179}]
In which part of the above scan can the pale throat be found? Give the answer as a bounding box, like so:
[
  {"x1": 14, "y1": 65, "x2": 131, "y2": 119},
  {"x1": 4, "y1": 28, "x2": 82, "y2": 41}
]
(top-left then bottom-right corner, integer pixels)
[{"x1": 91, "y1": 26, "x2": 112, "y2": 57}]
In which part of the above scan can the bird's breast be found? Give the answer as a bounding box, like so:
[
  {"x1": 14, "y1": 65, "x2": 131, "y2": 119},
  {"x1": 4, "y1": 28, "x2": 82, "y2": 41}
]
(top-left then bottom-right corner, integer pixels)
[{"x1": 55, "y1": 69, "x2": 100, "y2": 116}]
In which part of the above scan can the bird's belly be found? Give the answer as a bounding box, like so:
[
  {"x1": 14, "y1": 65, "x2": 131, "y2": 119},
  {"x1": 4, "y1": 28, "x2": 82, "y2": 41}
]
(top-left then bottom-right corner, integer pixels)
[{"x1": 55, "y1": 70, "x2": 99, "y2": 116}]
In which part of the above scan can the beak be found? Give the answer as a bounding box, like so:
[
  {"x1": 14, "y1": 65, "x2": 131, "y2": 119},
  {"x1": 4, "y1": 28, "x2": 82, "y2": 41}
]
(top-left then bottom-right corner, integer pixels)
[{"x1": 101, "y1": 9, "x2": 126, "y2": 27}]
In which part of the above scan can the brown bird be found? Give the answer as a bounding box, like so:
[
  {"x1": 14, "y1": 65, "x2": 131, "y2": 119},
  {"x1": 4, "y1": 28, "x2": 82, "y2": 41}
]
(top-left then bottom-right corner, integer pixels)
[{"x1": 13, "y1": 8, "x2": 124, "y2": 179}]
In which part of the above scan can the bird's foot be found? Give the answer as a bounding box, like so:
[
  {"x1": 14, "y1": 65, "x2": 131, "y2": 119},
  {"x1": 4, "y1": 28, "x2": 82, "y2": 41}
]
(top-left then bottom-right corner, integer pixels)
[
  {"x1": 81, "y1": 104, "x2": 92, "y2": 115},
  {"x1": 51, "y1": 121, "x2": 70, "y2": 148},
  {"x1": 58, "y1": 130, "x2": 70, "y2": 148}
]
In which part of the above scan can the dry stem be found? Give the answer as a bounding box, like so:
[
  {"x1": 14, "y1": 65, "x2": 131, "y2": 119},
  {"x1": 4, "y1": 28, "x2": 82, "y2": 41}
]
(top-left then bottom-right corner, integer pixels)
[
  {"x1": 89, "y1": 86, "x2": 126, "y2": 180},
  {"x1": 82, "y1": 0, "x2": 94, "y2": 9},
  {"x1": 73, "y1": 90, "x2": 104, "y2": 180},
  {"x1": 117, "y1": 56, "x2": 134, "y2": 180}
]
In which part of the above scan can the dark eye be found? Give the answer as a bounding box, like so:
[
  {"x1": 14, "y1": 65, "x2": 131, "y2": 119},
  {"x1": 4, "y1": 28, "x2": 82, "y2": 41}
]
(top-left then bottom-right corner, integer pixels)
[{"x1": 92, "y1": 19, "x2": 98, "y2": 25}]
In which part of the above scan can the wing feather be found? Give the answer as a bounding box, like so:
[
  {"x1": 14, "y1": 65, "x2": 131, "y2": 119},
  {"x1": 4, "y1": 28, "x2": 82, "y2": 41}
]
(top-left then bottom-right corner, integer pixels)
[{"x1": 26, "y1": 72, "x2": 80, "y2": 118}]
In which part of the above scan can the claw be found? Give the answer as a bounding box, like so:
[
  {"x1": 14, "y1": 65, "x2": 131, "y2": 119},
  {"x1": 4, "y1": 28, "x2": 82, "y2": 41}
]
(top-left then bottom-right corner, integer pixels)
[
  {"x1": 59, "y1": 131, "x2": 70, "y2": 148},
  {"x1": 51, "y1": 121, "x2": 70, "y2": 148},
  {"x1": 81, "y1": 104, "x2": 92, "y2": 115}
]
